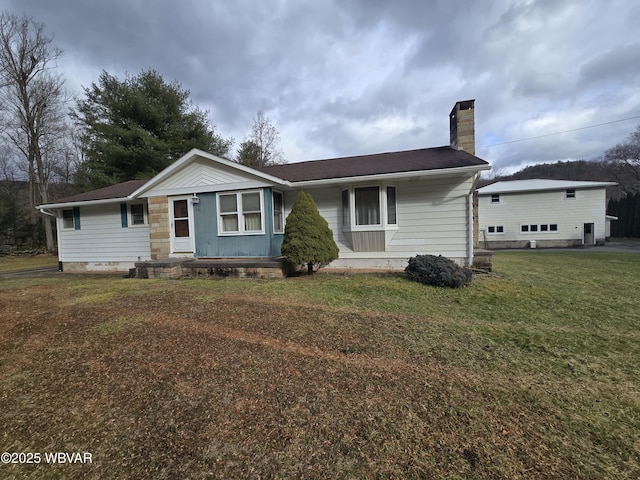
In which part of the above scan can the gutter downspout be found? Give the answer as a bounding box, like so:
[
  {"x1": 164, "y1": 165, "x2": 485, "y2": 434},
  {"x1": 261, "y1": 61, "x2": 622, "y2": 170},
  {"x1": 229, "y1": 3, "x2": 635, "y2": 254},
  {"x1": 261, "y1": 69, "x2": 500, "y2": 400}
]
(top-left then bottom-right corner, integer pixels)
[
  {"x1": 39, "y1": 208, "x2": 56, "y2": 217},
  {"x1": 467, "y1": 173, "x2": 481, "y2": 267}
]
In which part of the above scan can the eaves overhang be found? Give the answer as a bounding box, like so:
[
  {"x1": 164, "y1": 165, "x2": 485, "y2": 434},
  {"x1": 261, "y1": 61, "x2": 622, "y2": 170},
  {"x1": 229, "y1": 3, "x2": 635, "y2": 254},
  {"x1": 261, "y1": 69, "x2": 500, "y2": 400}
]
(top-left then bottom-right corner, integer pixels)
[
  {"x1": 289, "y1": 163, "x2": 491, "y2": 188},
  {"x1": 37, "y1": 197, "x2": 131, "y2": 211}
]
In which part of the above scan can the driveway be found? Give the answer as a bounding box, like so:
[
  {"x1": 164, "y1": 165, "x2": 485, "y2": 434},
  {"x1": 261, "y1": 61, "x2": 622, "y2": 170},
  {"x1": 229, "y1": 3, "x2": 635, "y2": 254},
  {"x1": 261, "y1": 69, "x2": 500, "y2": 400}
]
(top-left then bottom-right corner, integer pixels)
[
  {"x1": 0, "y1": 267, "x2": 60, "y2": 279},
  {"x1": 503, "y1": 238, "x2": 640, "y2": 254},
  {"x1": 583, "y1": 238, "x2": 640, "y2": 253}
]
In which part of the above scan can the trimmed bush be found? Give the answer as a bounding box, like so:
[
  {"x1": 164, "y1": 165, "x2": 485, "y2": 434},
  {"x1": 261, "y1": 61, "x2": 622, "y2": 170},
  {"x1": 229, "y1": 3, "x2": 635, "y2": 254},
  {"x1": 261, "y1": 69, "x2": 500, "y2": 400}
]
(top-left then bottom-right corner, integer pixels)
[
  {"x1": 405, "y1": 254, "x2": 472, "y2": 288},
  {"x1": 281, "y1": 191, "x2": 339, "y2": 274}
]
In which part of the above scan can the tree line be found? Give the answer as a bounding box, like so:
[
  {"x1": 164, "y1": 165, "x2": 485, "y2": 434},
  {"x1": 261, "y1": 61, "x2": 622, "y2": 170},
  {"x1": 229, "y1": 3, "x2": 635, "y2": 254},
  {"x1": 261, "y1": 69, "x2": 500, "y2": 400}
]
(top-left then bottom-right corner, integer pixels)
[{"x1": 0, "y1": 12, "x2": 284, "y2": 251}]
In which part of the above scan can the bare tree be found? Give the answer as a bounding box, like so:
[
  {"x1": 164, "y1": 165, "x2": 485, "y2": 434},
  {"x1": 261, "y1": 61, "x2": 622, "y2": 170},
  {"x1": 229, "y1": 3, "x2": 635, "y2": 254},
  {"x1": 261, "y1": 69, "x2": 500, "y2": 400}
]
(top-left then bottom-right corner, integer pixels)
[
  {"x1": 237, "y1": 110, "x2": 284, "y2": 168},
  {"x1": 604, "y1": 125, "x2": 640, "y2": 194},
  {"x1": 0, "y1": 12, "x2": 67, "y2": 250}
]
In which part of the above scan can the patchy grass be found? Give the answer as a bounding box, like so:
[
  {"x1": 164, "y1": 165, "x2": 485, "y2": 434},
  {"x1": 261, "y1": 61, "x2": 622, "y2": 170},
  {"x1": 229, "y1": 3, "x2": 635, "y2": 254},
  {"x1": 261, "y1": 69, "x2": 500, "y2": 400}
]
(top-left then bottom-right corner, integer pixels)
[
  {"x1": 0, "y1": 252, "x2": 638, "y2": 479},
  {"x1": 93, "y1": 316, "x2": 148, "y2": 335},
  {"x1": 0, "y1": 253, "x2": 58, "y2": 272}
]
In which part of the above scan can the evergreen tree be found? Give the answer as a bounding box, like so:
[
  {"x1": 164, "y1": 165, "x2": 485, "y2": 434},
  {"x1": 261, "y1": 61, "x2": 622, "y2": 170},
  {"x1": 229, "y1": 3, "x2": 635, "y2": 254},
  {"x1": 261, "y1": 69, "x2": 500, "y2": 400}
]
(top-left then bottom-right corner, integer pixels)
[
  {"x1": 236, "y1": 110, "x2": 284, "y2": 167},
  {"x1": 281, "y1": 191, "x2": 339, "y2": 274},
  {"x1": 236, "y1": 139, "x2": 262, "y2": 168},
  {"x1": 74, "y1": 69, "x2": 233, "y2": 189}
]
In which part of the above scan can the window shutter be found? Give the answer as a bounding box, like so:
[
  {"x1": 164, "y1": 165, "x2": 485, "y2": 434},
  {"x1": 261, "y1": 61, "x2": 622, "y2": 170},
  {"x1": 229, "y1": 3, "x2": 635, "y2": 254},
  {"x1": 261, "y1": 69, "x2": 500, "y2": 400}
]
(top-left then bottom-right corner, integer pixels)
[
  {"x1": 120, "y1": 203, "x2": 128, "y2": 228},
  {"x1": 73, "y1": 207, "x2": 81, "y2": 230}
]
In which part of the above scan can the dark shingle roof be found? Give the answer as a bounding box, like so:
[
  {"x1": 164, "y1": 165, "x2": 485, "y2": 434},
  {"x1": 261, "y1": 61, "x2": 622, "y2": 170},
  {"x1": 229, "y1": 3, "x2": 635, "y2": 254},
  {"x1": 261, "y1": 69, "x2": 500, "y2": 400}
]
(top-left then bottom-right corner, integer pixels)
[
  {"x1": 47, "y1": 146, "x2": 488, "y2": 205},
  {"x1": 51, "y1": 179, "x2": 148, "y2": 204},
  {"x1": 258, "y1": 146, "x2": 488, "y2": 182}
]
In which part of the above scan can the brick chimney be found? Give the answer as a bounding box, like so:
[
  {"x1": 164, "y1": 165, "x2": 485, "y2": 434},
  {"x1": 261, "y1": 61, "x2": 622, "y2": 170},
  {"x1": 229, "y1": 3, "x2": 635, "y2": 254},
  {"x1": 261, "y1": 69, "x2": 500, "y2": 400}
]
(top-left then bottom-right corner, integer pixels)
[{"x1": 449, "y1": 99, "x2": 475, "y2": 155}]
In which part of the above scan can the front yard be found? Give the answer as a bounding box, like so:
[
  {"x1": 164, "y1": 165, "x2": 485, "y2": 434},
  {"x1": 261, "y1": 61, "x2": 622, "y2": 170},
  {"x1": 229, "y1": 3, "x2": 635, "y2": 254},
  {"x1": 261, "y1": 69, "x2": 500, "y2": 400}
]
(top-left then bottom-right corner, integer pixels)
[{"x1": 0, "y1": 252, "x2": 638, "y2": 479}]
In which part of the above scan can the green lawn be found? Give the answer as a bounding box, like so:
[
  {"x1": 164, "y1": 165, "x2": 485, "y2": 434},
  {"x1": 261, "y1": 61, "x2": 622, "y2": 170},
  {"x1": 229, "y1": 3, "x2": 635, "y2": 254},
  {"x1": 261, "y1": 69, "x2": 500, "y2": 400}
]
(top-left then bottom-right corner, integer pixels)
[
  {"x1": 0, "y1": 253, "x2": 58, "y2": 272},
  {"x1": 0, "y1": 252, "x2": 638, "y2": 479}
]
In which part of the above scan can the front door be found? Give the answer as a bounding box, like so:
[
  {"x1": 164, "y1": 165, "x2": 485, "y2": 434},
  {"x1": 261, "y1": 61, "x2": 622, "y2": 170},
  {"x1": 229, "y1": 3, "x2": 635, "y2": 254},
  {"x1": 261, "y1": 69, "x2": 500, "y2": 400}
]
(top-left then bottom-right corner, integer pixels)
[{"x1": 170, "y1": 196, "x2": 195, "y2": 254}]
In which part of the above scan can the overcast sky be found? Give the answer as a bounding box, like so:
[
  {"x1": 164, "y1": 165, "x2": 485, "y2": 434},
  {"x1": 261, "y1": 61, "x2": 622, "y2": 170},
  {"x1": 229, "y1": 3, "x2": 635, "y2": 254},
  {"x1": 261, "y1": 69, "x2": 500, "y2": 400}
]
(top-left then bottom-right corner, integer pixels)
[{"x1": 2, "y1": 0, "x2": 640, "y2": 173}]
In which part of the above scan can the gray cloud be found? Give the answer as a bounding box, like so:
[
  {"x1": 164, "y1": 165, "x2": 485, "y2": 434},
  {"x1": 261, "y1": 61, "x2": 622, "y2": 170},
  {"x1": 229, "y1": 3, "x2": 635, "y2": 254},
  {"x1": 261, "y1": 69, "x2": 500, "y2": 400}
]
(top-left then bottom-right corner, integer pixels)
[{"x1": 1, "y1": 0, "x2": 639, "y2": 172}]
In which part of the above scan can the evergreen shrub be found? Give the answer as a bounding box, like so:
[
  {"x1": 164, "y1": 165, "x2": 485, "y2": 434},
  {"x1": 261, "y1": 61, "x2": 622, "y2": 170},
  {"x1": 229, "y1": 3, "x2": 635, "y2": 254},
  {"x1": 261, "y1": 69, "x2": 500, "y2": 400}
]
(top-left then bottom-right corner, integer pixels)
[
  {"x1": 405, "y1": 254, "x2": 472, "y2": 288},
  {"x1": 281, "y1": 191, "x2": 339, "y2": 274}
]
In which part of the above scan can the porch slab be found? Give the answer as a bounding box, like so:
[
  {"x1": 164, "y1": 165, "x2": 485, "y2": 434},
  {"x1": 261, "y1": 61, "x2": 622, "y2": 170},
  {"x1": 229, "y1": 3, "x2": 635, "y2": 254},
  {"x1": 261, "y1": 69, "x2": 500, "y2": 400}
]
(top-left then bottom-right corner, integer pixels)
[
  {"x1": 135, "y1": 257, "x2": 289, "y2": 279},
  {"x1": 183, "y1": 257, "x2": 288, "y2": 279}
]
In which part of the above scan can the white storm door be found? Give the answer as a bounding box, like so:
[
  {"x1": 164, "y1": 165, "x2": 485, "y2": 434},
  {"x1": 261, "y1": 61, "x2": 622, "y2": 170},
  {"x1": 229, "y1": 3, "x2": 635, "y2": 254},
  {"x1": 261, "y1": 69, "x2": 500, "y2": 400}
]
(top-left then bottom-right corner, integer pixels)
[{"x1": 170, "y1": 196, "x2": 195, "y2": 254}]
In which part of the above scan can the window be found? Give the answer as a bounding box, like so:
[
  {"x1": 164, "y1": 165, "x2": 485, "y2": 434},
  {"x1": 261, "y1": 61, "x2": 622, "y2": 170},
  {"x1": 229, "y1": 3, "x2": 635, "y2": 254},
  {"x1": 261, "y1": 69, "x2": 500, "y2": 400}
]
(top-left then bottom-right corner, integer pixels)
[
  {"x1": 342, "y1": 185, "x2": 397, "y2": 230},
  {"x1": 62, "y1": 208, "x2": 80, "y2": 230},
  {"x1": 218, "y1": 190, "x2": 264, "y2": 234},
  {"x1": 62, "y1": 209, "x2": 74, "y2": 229},
  {"x1": 355, "y1": 186, "x2": 380, "y2": 225},
  {"x1": 341, "y1": 189, "x2": 349, "y2": 227},
  {"x1": 487, "y1": 225, "x2": 504, "y2": 234},
  {"x1": 173, "y1": 200, "x2": 190, "y2": 237},
  {"x1": 491, "y1": 194, "x2": 500, "y2": 203},
  {"x1": 521, "y1": 223, "x2": 559, "y2": 234},
  {"x1": 130, "y1": 204, "x2": 146, "y2": 225},
  {"x1": 566, "y1": 189, "x2": 576, "y2": 199},
  {"x1": 273, "y1": 191, "x2": 284, "y2": 233},
  {"x1": 219, "y1": 194, "x2": 239, "y2": 232},
  {"x1": 386, "y1": 187, "x2": 397, "y2": 225}
]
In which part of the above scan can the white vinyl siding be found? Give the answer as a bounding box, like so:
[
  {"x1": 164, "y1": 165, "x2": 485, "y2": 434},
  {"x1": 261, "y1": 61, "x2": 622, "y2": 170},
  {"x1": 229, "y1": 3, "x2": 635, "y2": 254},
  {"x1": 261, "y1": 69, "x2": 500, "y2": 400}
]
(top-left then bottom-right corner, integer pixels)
[
  {"x1": 478, "y1": 187, "x2": 608, "y2": 244},
  {"x1": 291, "y1": 175, "x2": 473, "y2": 266},
  {"x1": 57, "y1": 203, "x2": 151, "y2": 263}
]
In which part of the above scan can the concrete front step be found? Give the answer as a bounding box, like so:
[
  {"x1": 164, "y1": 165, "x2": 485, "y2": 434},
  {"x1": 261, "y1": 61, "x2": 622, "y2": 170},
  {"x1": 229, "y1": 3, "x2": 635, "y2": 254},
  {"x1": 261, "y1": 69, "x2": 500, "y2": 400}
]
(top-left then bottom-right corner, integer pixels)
[{"x1": 135, "y1": 257, "x2": 289, "y2": 279}]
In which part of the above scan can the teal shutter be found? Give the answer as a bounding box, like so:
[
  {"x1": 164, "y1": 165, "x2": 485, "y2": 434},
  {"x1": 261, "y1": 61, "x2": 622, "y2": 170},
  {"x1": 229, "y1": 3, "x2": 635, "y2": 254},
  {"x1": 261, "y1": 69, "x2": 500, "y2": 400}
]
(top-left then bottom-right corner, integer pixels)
[
  {"x1": 73, "y1": 207, "x2": 81, "y2": 230},
  {"x1": 120, "y1": 203, "x2": 128, "y2": 227}
]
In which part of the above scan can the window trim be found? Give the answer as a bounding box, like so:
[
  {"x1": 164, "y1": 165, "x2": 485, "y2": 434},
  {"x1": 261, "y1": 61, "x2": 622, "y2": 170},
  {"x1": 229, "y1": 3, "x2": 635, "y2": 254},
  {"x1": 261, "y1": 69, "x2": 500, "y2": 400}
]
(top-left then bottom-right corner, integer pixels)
[
  {"x1": 486, "y1": 225, "x2": 505, "y2": 235},
  {"x1": 129, "y1": 203, "x2": 147, "y2": 227},
  {"x1": 520, "y1": 223, "x2": 559, "y2": 234},
  {"x1": 216, "y1": 189, "x2": 265, "y2": 236}
]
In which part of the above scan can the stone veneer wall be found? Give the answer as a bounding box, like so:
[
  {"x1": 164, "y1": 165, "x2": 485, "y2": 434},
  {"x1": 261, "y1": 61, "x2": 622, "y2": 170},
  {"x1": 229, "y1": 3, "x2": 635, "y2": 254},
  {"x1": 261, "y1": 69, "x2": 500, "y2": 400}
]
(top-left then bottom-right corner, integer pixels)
[{"x1": 148, "y1": 196, "x2": 170, "y2": 260}]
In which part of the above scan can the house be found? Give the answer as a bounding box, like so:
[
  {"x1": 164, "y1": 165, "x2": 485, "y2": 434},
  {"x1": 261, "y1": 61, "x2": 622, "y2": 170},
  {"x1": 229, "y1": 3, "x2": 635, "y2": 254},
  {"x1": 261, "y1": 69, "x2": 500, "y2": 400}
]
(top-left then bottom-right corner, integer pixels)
[
  {"x1": 476, "y1": 179, "x2": 617, "y2": 249},
  {"x1": 38, "y1": 100, "x2": 490, "y2": 274}
]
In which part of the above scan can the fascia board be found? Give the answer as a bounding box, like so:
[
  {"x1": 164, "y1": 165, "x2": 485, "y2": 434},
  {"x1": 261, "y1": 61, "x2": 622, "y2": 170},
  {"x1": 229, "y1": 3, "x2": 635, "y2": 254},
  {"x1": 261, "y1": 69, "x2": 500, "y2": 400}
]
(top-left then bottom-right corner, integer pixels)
[
  {"x1": 477, "y1": 181, "x2": 617, "y2": 196},
  {"x1": 290, "y1": 164, "x2": 491, "y2": 188},
  {"x1": 37, "y1": 197, "x2": 128, "y2": 210}
]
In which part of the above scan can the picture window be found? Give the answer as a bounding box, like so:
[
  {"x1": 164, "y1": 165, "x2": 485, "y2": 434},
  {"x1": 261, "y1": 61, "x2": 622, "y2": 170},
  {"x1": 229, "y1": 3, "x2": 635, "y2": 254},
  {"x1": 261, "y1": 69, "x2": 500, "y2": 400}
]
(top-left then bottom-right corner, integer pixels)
[{"x1": 218, "y1": 190, "x2": 264, "y2": 234}]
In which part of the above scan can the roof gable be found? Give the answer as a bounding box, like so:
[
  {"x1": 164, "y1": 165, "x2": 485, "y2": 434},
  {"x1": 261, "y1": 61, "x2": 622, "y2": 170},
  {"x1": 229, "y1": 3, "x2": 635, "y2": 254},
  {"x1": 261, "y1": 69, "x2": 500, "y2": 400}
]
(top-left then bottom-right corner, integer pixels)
[{"x1": 133, "y1": 149, "x2": 287, "y2": 197}]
